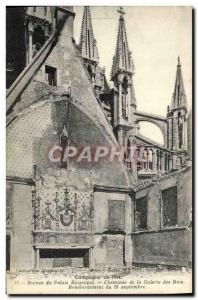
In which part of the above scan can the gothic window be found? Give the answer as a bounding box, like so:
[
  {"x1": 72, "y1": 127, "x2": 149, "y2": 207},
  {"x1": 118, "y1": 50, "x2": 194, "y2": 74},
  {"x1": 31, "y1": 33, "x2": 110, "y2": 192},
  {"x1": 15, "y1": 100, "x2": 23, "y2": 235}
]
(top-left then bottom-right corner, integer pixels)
[
  {"x1": 143, "y1": 148, "x2": 149, "y2": 169},
  {"x1": 135, "y1": 196, "x2": 147, "y2": 230},
  {"x1": 165, "y1": 153, "x2": 168, "y2": 171},
  {"x1": 159, "y1": 150, "x2": 163, "y2": 171},
  {"x1": 108, "y1": 200, "x2": 125, "y2": 232},
  {"x1": 122, "y1": 76, "x2": 128, "y2": 119},
  {"x1": 122, "y1": 94, "x2": 127, "y2": 119},
  {"x1": 45, "y1": 65, "x2": 57, "y2": 86},
  {"x1": 179, "y1": 156, "x2": 182, "y2": 167},
  {"x1": 136, "y1": 148, "x2": 141, "y2": 170},
  {"x1": 125, "y1": 139, "x2": 131, "y2": 168},
  {"x1": 32, "y1": 26, "x2": 45, "y2": 56},
  {"x1": 122, "y1": 76, "x2": 128, "y2": 93},
  {"x1": 162, "y1": 186, "x2": 177, "y2": 227},
  {"x1": 178, "y1": 112, "x2": 183, "y2": 148},
  {"x1": 148, "y1": 149, "x2": 153, "y2": 169},
  {"x1": 156, "y1": 150, "x2": 160, "y2": 170}
]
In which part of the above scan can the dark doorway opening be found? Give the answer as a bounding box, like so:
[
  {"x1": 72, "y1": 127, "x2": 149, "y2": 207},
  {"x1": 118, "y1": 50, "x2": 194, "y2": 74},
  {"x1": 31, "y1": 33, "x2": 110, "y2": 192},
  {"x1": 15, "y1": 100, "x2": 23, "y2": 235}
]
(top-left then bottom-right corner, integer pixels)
[
  {"x1": 39, "y1": 248, "x2": 89, "y2": 268},
  {"x1": 6, "y1": 235, "x2": 11, "y2": 271}
]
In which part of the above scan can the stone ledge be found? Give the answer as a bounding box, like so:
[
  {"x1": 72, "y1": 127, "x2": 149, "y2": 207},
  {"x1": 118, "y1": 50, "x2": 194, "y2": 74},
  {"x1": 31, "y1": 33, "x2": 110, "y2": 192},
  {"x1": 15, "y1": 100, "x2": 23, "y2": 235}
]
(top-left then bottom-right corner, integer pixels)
[{"x1": 131, "y1": 226, "x2": 189, "y2": 235}]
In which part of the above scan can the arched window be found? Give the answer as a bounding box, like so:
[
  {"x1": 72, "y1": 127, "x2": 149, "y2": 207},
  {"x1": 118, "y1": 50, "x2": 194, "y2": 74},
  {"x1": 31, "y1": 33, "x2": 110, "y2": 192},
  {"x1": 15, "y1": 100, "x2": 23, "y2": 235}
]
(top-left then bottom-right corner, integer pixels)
[
  {"x1": 168, "y1": 154, "x2": 171, "y2": 171},
  {"x1": 125, "y1": 139, "x2": 131, "y2": 169},
  {"x1": 136, "y1": 148, "x2": 141, "y2": 170},
  {"x1": 165, "y1": 153, "x2": 168, "y2": 171},
  {"x1": 143, "y1": 148, "x2": 149, "y2": 169},
  {"x1": 156, "y1": 150, "x2": 160, "y2": 170},
  {"x1": 122, "y1": 76, "x2": 128, "y2": 119},
  {"x1": 128, "y1": 139, "x2": 132, "y2": 169},
  {"x1": 32, "y1": 26, "x2": 45, "y2": 57},
  {"x1": 178, "y1": 111, "x2": 183, "y2": 148},
  {"x1": 148, "y1": 149, "x2": 153, "y2": 169},
  {"x1": 179, "y1": 156, "x2": 182, "y2": 167},
  {"x1": 159, "y1": 151, "x2": 163, "y2": 171},
  {"x1": 122, "y1": 76, "x2": 128, "y2": 94}
]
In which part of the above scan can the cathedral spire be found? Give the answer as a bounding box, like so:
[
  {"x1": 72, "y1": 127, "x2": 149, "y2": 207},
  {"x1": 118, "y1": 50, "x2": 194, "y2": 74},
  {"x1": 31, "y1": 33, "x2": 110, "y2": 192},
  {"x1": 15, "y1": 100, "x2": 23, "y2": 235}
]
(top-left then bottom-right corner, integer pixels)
[
  {"x1": 171, "y1": 56, "x2": 187, "y2": 110},
  {"x1": 79, "y1": 6, "x2": 99, "y2": 63},
  {"x1": 111, "y1": 7, "x2": 134, "y2": 80}
]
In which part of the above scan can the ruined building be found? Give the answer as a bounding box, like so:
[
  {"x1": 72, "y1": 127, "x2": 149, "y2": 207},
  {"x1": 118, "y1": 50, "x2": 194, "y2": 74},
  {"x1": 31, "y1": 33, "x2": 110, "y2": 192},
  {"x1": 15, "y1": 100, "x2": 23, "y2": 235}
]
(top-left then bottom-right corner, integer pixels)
[{"x1": 6, "y1": 6, "x2": 192, "y2": 270}]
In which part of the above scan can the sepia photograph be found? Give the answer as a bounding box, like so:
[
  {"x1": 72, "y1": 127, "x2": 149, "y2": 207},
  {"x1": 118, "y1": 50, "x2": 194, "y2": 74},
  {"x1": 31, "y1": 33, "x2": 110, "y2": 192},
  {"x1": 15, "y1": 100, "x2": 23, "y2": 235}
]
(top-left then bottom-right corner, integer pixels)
[{"x1": 5, "y1": 4, "x2": 192, "y2": 295}]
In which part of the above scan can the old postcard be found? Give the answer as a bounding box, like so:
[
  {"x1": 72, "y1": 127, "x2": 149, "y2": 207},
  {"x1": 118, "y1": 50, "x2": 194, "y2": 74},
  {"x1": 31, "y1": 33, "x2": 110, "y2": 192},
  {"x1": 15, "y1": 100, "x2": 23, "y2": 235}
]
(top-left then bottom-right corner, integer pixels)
[{"x1": 6, "y1": 5, "x2": 192, "y2": 294}]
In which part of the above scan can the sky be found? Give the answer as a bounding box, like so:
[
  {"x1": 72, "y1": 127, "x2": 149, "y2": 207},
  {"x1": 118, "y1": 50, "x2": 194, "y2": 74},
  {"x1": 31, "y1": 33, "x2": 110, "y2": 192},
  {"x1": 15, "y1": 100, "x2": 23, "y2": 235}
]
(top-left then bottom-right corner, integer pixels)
[{"x1": 73, "y1": 6, "x2": 192, "y2": 144}]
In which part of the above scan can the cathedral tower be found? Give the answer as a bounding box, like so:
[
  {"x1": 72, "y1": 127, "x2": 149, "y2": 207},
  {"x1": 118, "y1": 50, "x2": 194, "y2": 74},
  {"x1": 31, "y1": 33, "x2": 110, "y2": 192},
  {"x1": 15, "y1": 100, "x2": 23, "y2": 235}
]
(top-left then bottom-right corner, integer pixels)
[
  {"x1": 167, "y1": 57, "x2": 188, "y2": 152},
  {"x1": 111, "y1": 7, "x2": 137, "y2": 145}
]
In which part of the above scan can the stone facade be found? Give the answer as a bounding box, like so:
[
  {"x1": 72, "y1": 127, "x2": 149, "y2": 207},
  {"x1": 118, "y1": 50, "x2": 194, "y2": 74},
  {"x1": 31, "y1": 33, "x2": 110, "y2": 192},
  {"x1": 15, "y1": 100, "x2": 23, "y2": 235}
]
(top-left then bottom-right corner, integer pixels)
[{"x1": 6, "y1": 6, "x2": 192, "y2": 271}]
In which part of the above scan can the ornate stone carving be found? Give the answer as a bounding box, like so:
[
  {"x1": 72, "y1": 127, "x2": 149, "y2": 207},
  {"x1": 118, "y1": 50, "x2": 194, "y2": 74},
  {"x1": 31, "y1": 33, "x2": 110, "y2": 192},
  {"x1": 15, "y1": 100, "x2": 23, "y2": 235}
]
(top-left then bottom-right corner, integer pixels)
[{"x1": 32, "y1": 186, "x2": 94, "y2": 237}]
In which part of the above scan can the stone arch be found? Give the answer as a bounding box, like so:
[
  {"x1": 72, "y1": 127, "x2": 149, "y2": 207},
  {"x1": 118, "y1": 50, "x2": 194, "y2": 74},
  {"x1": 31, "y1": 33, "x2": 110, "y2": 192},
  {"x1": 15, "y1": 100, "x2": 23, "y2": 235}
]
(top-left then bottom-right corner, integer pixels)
[{"x1": 136, "y1": 118, "x2": 167, "y2": 147}]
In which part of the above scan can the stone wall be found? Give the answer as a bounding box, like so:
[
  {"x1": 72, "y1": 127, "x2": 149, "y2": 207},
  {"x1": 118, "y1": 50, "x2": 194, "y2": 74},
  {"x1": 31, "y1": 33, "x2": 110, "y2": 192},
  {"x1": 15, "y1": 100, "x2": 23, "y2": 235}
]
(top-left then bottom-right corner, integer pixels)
[
  {"x1": 93, "y1": 191, "x2": 132, "y2": 267},
  {"x1": 6, "y1": 182, "x2": 34, "y2": 271},
  {"x1": 132, "y1": 229, "x2": 191, "y2": 266},
  {"x1": 132, "y1": 168, "x2": 192, "y2": 266}
]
